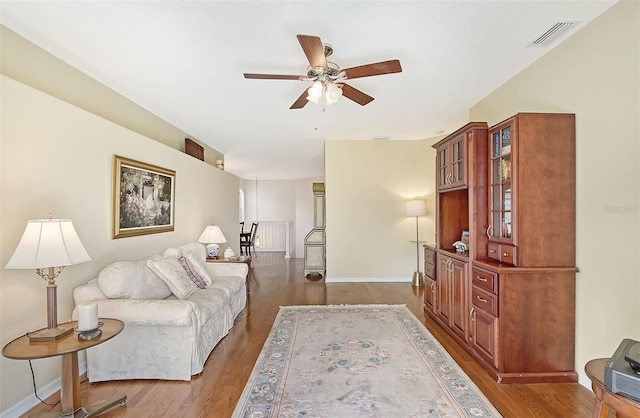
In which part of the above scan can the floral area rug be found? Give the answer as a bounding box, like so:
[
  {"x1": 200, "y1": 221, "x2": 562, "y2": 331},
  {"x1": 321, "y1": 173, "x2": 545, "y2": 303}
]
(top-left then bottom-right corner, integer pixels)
[{"x1": 232, "y1": 305, "x2": 502, "y2": 418}]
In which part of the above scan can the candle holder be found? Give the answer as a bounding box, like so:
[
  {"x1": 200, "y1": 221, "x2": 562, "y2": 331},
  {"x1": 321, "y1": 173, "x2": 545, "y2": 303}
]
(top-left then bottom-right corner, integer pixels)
[{"x1": 76, "y1": 321, "x2": 104, "y2": 341}]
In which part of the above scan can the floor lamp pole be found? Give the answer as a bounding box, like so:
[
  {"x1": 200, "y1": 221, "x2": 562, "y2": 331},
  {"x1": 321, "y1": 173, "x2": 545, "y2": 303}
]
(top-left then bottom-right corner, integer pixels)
[{"x1": 412, "y1": 215, "x2": 424, "y2": 287}]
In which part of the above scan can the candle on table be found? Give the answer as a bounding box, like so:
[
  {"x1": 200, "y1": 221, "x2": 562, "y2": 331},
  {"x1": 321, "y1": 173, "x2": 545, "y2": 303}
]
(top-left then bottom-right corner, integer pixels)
[{"x1": 77, "y1": 302, "x2": 99, "y2": 331}]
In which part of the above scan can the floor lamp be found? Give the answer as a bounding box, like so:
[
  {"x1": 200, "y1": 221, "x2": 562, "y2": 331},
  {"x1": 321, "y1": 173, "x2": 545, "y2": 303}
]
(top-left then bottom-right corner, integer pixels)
[{"x1": 405, "y1": 199, "x2": 427, "y2": 287}]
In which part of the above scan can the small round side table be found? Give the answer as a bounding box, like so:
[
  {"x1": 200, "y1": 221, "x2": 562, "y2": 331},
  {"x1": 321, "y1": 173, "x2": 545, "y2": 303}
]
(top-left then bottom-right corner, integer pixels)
[
  {"x1": 584, "y1": 357, "x2": 640, "y2": 418},
  {"x1": 2, "y1": 318, "x2": 126, "y2": 417}
]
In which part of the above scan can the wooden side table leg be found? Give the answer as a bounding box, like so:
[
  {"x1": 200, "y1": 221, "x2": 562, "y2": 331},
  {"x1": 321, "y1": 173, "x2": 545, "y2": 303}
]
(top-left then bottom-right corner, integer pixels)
[{"x1": 60, "y1": 352, "x2": 81, "y2": 415}]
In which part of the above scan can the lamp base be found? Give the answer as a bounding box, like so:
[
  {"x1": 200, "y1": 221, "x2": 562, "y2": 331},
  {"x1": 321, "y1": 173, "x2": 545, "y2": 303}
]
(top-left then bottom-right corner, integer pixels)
[
  {"x1": 411, "y1": 271, "x2": 424, "y2": 287},
  {"x1": 28, "y1": 325, "x2": 73, "y2": 342},
  {"x1": 206, "y1": 244, "x2": 220, "y2": 258}
]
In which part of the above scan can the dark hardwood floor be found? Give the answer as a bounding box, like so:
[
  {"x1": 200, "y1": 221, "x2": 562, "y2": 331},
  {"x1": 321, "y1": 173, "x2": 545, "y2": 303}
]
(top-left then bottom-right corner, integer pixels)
[{"x1": 23, "y1": 252, "x2": 596, "y2": 417}]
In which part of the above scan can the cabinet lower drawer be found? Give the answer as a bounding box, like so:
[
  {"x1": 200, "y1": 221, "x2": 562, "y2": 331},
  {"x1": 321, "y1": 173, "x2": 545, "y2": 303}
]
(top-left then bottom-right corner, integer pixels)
[
  {"x1": 471, "y1": 268, "x2": 498, "y2": 294},
  {"x1": 424, "y1": 247, "x2": 436, "y2": 265},
  {"x1": 425, "y1": 263, "x2": 436, "y2": 280},
  {"x1": 472, "y1": 287, "x2": 498, "y2": 316}
]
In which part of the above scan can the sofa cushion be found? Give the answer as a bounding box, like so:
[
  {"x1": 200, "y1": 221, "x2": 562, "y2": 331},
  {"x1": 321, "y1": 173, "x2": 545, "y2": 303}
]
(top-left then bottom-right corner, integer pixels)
[
  {"x1": 98, "y1": 259, "x2": 172, "y2": 300},
  {"x1": 146, "y1": 257, "x2": 199, "y2": 300}
]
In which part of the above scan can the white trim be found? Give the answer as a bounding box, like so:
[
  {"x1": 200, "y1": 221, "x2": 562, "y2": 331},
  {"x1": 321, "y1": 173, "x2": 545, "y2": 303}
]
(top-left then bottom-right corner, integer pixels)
[
  {"x1": 577, "y1": 370, "x2": 593, "y2": 391},
  {"x1": 326, "y1": 277, "x2": 411, "y2": 283},
  {"x1": 1, "y1": 361, "x2": 87, "y2": 418}
]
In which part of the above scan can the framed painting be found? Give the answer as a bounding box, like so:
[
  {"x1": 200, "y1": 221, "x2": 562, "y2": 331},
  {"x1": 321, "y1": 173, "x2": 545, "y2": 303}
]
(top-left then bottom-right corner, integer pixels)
[{"x1": 113, "y1": 155, "x2": 175, "y2": 239}]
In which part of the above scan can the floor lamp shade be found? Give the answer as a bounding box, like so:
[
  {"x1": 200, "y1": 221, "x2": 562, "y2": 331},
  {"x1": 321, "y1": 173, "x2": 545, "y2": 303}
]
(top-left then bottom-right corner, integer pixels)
[
  {"x1": 405, "y1": 199, "x2": 427, "y2": 287},
  {"x1": 405, "y1": 199, "x2": 427, "y2": 217},
  {"x1": 6, "y1": 218, "x2": 91, "y2": 341}
]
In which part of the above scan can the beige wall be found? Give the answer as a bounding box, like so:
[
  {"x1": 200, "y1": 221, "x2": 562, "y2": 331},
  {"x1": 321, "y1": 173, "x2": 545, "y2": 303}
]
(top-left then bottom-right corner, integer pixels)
[
  {"x1": 470, "y1": 0, "x2": 639, "y2": 376},
  {"x1": 0, "y1": 75, "x2": 240, "y2": 413},
  {"x1": 325, "y1": 139, "x2": 436, "y2": 281},
  {"x1": 0, "y1": 25, "x2": 224, "y2": 166}
]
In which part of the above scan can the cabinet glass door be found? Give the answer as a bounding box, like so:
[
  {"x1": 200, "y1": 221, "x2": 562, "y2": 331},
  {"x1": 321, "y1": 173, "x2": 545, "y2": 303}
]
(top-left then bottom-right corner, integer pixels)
[
  {"x1": 437, "y1": 148, "x2": 448, "y2": 189},
  {"x1": 451, "y1": 138, "x2": 465, "y2": 185},
  {"x1": 489, "y1": 126, "x2": 513, "y2": 241}
]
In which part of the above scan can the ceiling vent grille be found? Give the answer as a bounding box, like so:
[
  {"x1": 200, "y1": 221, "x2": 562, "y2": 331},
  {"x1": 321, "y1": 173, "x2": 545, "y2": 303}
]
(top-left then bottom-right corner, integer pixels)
[{"x1": 528, "y1": 21, "x2": 580, "y2": 47}]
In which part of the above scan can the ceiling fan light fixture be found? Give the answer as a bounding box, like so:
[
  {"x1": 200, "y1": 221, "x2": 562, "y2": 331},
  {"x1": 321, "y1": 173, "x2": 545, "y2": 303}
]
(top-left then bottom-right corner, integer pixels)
[
  {"x1": 306, "y1": 81, "x2": 323, "y2": 104},
  {"x1": 325, "y1": 82, "x2": 343, "y2": 105}
]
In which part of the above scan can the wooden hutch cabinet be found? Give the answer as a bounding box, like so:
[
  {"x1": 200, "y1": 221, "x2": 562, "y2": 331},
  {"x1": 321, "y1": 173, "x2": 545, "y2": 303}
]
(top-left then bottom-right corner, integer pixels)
[
  {"x1": 430, "y1": 122, "x2": 488, "y2": 346},
  {"x1": 426, "y1": 114, "x2": 577, "y2": 384}
]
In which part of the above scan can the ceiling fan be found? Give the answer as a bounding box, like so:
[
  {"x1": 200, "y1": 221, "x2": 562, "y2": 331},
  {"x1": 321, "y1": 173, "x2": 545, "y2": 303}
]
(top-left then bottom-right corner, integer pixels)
[{"x1": 244, "y1": 34, "x2": 402, "y2": 109}]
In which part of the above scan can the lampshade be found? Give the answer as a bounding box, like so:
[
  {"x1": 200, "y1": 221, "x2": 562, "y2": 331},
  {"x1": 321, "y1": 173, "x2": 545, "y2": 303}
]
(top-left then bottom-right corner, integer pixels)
[
  {"x1": 6, "y1": 219, "x2": 91, "y2": 269},
  {"x1": 404, "y1": 199, "x2": 427, "y2": 217},
  {"x1": 6, "y1": 218, "x2": 91, "y2": 342},
  {"x1": 198, "y1": 225, "x2": 227, "y2": 244}
]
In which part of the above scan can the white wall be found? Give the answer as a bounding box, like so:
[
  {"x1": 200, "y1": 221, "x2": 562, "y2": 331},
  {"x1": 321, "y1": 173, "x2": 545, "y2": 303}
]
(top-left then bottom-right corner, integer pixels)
[
  {"x1": 240, "y1": 177, "x2": 323, "y2": 258},
  {"x1": 0, "y1": 75, "x2": 240, "y2": 414},
  {"x1": 325, "y1": 139, "x2": 436, "y2": 281},
  {"x1": 469, "y1": 0, "x2": 639, "y2": 376}
]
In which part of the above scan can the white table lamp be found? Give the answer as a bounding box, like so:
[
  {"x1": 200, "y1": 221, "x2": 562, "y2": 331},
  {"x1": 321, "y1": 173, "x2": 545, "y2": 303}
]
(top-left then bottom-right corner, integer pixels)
[
  {"x1": 6, "y1": 217, "x2": 91, "y2": 341},
  {"x1": 198, "y1": 225, "x2": 227, "y2": 258}
]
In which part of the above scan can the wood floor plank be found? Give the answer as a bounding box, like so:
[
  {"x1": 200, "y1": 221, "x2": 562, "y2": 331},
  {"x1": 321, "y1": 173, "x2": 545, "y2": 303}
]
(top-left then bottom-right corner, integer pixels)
[{"x1": 20, "y1": 252, "x2": 595, "y2": 417}]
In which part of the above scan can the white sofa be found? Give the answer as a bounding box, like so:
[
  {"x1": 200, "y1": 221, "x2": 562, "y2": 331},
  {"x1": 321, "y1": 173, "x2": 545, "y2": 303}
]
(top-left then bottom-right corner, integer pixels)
[{"x1": 72, "y1": 242, "x2": 247, "y2": 382}]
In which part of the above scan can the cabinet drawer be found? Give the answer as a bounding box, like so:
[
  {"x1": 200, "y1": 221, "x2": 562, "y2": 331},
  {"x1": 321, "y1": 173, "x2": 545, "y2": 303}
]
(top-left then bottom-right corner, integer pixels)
[
  {"x1": 488, "y1": 243, "x2": 500, "y2": 261},
  {"x1": 424, "y1": 247, "x2": 436, "y2": 265},
  {"x1": 500, "y1": 244, "x2": 517, "y2": 265},
  {"x1": 424, "y1": 263, "x2": 436, "y2": 280},
  {"x1": 471, "y1": 268, "x2": 498, "y2": 294},
  {"x1": 472, "y1": 287, "x2": 498, "y2": 316},
  {"x1": 487, "y1": 242, "x2": 518, "y2": 266}
]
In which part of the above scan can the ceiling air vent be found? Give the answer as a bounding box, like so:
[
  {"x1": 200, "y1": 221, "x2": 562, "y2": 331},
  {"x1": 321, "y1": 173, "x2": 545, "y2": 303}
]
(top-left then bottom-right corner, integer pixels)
[{"x1": 528, "y1": 21, "x2": 580, "y2": 47}]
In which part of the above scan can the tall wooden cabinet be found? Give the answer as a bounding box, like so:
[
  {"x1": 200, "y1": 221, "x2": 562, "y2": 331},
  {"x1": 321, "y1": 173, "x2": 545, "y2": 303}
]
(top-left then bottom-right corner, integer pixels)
[{"x1": 426, "y1": 114, "x2": 577, "y2": 384}]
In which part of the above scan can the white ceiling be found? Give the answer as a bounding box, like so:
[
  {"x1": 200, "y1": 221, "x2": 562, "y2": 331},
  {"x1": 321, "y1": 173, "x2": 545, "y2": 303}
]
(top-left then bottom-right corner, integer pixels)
[{"x1": 0, "y1": 1, "x2": 617, "y2": 180}]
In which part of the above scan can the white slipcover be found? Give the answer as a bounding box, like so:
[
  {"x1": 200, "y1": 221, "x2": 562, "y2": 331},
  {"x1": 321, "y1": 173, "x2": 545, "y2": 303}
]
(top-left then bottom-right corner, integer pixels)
[{"x1": 72, "y1": 242, "x2": 247, "y2": 382}]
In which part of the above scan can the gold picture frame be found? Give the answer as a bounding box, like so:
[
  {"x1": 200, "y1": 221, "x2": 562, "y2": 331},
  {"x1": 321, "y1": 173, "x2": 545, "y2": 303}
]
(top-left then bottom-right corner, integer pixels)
[{"x1": 113, "y1": 155, "x2": 175, "y2": 239}]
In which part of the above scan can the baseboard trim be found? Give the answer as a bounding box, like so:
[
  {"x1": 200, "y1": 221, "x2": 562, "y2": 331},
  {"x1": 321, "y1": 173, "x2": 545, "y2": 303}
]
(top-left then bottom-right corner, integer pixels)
[
  {"x1": 1, "y1": 361, "x2": 87, "y2": 418},
  {"x1": 326, "y1": 277, "x2": 411, "y2": 283}
]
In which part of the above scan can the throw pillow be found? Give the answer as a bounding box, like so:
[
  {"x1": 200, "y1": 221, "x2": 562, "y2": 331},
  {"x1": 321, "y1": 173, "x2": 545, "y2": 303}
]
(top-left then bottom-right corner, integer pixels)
[
  {"x1": 146, "y1": 257, "x2": 199, "y2": 300},
  {"x1": 179, "y1": 256, "x2": 207, "y2": 289},
  {"x1": 182, "y1": 250, "x2": 214, "y2": 287}
]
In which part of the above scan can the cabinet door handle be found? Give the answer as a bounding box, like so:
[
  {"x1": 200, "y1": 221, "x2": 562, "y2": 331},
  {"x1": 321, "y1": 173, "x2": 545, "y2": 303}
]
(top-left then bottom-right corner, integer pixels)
[
  {"x1": 476, "y1": 295, "x2": 488, "y2": 303},
  {"x1": 470, "y1": 306, "x2": 475, "y2": 320},
  {"x1": 503, "y1": 252, "x2": 509, "y2": 257},
  {"x1": 476, "y1": 276, "x2": 488, "y2": 282},
  {"x1": 486, "y1": 225, "x2": 492, "y2": 239}
]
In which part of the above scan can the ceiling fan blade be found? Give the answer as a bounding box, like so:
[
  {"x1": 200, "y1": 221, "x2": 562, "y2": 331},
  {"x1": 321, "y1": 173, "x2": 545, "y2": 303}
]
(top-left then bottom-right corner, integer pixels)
[
  {"x1": 290, "y1": 90, "x2": 309, "y2": 109},
  {"x1": 341, "y1": 83, "x2": 374, "y2": 106},
  {"x1": 297, "y1": 34, "x2": 328, "y2": 71},
  {"x1": 342, "y1": 59, "x2": 402, "y2": 80},
  {"x1": 244, "y1": 73, "x2": 304, "y2": 80}
]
